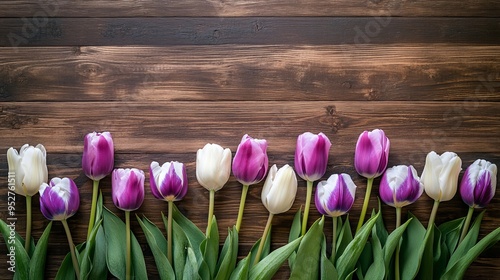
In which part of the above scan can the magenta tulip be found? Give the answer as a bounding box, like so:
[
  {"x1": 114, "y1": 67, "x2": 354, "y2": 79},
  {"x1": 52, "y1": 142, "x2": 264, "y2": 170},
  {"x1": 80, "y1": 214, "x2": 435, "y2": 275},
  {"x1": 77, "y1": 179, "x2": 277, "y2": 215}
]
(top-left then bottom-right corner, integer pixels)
[
  {"x1": 354, "y1": 129, "x2": 390, "y2": 179},
  {"x1": 112, "y1": 168, "x2": 145, "y2": 211},
  {"x1": 82, "y1": 131, "x2": 114, "y2": 181},
  {"x1": 294, "y1": 132, "x2": 332, "y2": 182},
  {"x1": 150, "y1": 161, "x2": 188, "y2": 202},
  {"x1": 232, "y1": 134, "x2": 269, "y2": 186}
]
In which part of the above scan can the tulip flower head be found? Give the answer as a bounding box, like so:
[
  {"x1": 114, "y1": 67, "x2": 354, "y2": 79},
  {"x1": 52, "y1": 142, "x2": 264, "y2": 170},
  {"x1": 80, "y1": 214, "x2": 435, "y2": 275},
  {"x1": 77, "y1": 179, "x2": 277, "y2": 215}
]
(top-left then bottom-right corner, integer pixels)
[
  {"x1": 379, "y1": 165, "x2": 424, "y2": 208},
  {"x1": 112, "y1": 168, "x2": 145, "y2": 211},
  {"x1": 315, "y1": 173, "x2": 357, "y2": 217},
  {"x1": 196, "y1": 143, "x2": 232, "y2": 191},
  {"x1": 39, "y1": 177, "x2": 80, "y2": 221},
  {"x1": 7, "y1": 144, "x2": 48, "y2": 197},
  {"x1": 150, "y1": 161, "x2": 188, "y2": 202},
  {"x1": 261, "y1": 164, "x2": 298, "y2": 215},
  {"x1": 354, "y1": 129, "x2": 390, "y2": 179},
  {"x1": 232, "y1": 134, "x2": 269, "y2": 186},
  {"x1": 460, "y1": 159, "x2": 497, "y2": 208},
  {"x1": 421, "y1": 151, "x2": 462, "y2": 202},
  {"x1": 295, "y1": 132, "x2": 332, "y2": 182},
  {"x1": 82, "y1": 131, "x2": 114, "y2": 181}
]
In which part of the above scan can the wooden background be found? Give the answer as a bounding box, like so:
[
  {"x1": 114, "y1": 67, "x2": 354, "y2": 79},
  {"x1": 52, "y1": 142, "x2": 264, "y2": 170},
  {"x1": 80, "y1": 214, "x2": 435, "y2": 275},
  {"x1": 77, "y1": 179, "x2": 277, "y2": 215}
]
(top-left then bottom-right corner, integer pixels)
[{"x1": 0, "y1": 0, "x2": 499, "y2": 279}]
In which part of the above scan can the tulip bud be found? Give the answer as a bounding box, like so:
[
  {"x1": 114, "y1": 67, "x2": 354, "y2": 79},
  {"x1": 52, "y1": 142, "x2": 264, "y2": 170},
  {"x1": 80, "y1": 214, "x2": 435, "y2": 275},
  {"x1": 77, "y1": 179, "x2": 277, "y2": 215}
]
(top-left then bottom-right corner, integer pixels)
[
  {"x1": 7, "y1": 144, "x2": 48, "y2": 196},
  {"x1": 232, "y1": 134, "x2": 269, "y2": 186},
  {"x1": 39, "y1": 177, "x2": 80, "y2": 221},
  {"x1": 379, "y1": 165, "x2": 423, "y2": 208},
  {"x1": 196, "y1": 143, "x2": 232, "y2": 191},
  {"x1": 261, "y1": 164, "x2": 298, "y2": 215},
  {"x1": 82, "y1": 131, "x2": 114, "y2": 181},
  {"x1": 460, "y1": 159, "x2": 497, "y2": 208},
  {"x1": 112, "y1": 168, "x2": 145, "y2": 211},
  {"x1": 315, "y1": 173, "x2": 356, "y2": 217},
  {"x1": 354, "y1": 129, "x2": 390, "y2": 179},
  {"x1": 294, "y1": 132, "x2": 332, "y2": 182},
  {"x1": 150, "y1": 161, "x2": 188, "y2": 202},
  {"x1": 421, "y1": 151, "x2": 462, "y2": 202}
]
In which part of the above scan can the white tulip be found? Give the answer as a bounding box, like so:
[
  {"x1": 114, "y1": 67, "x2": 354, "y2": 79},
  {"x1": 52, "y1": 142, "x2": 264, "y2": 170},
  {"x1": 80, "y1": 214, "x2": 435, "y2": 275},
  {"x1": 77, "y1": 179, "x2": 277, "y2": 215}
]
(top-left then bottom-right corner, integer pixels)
[
  {"x1": 196, "y1": 143, "x2": 232, "y2": 191},
  {"x1": 421, "y1": 151, "x2": 462, "y2": 202},
  {"x1": 7, "y1": 144, "x2": 48, "y2": 196},
  {"x1": 261, "y1": 164, "x2": 298, "y2": 215}
]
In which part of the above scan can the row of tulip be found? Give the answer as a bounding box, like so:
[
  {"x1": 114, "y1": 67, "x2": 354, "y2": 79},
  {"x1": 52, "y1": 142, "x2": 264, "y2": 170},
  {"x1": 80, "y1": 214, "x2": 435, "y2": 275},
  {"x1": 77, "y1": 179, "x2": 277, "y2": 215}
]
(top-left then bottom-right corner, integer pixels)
[{"x1": 2, "y1": 129, "x2": 499, "y2": 280}]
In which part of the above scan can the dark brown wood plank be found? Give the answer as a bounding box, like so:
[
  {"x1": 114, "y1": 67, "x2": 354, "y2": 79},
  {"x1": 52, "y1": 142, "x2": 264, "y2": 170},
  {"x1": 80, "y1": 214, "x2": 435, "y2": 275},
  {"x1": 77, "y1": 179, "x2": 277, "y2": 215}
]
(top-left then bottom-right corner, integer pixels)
[
  {"x1": 0, "y1": 0, "x2": 498, "y2": 17},
  {"x1": 1, "y1": 17, "x2": 499, "y2": 48},
  {"x1": 1, "y1": 45, "x2": 499, "y2": 102}
]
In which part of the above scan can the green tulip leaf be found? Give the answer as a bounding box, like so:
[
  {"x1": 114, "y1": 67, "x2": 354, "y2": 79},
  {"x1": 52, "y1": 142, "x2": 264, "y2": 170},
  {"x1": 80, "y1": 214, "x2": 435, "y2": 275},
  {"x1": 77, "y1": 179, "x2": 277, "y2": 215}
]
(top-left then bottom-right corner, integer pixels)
[
  {"x1": 29, "y1": 221, "x2": 52, "y2": 280},
  {"x1": 80, "y1": 219, "x2": 103, "y2": 280},
  {"x1": 230, "y1": 254, "x2": 250, "y2": 280},
  {"x1": 55, "y1": 243, "x2": 85, "y2": 280},
  {"x1": 357, "y1": 240, "x2": 372, "y2": 277},
  {"x1": 163, "y1": 212, "x2": 189, "y2": 280},
  {"x1": 441, "y1": 227, "x2": 500, "y2": 280},
  {"x1": 249, "y1": 236, "x2": 302, "y2": 280},
  {"x1": 447, "y1": 210, "x2": 485, "y2": 270},
  {"x1": 364, "y1": 230, "x2": 384, "y2": 280},
  {"x1": 202, "y1": 215, "x2": 219, "y2": 278},
  {"x1": 400, "y1": 212, "x2": 426, "y2": 280},
  {"x1": 0, "y1": 219, "x2": 30, "y2": 280},
  {"x1": 438, "y1": 217, "x2": 465, "y2": 256},
  {"x1": 89, "y1": 225, "x2": 107, "y2": 279},
  {"x1": 431, "y1": 226, "x2": 449, "y2": 279},
  {"x1": 320, "y1": 233, "x2": 338, "y2": 280},
  {"x1": 102, "y1": 207, "x2": 147, "y2": 280},
  {"x1": 288, "y1": 207, "x2": 302, "y2": 270},
  {"x1": 290, "y1": 217, "x2": 324, "y2": 280},
  {"x1": 382, "y1": 218, "x2": 412, "y2": 276},
  {"x1": 373, "y1": 207, "x2": 388, "y2": 248},
  {"x1": 334, "y1": 215, "x2": 352, "y2": 263},
  {"x1": 336, "y1": 210, "x2": 380, "y2": 280},
  {"x1": 215, "y1": 227, "x2": 239, "y2": 280},
  {"x1": 248, "y1": 226, "x2": 271, "y2": 270},
  {"x1": 172, "y1": 204, "x2": 205, "y2": 262},
  {"x1": 137, "y1": 215, "x2": 174, "y2": 280},
  {"x1": 184, "y1": 247, "x2": 202, "y2": 280}
]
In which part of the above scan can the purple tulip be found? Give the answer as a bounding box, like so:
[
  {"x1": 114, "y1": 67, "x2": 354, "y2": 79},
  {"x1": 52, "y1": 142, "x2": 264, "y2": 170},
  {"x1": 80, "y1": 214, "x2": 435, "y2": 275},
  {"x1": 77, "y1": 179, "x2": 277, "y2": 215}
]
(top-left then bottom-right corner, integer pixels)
[
  {"x1": 295, "y1": 132, "x2": 332, "y2": 182},
  {"x1": 112, "y1": 168, "x2": 145, "y2": 211},
  {"x1": 354, "y1": 129, "x2": 390, "y2": 179},
  {"x1": 379, "y1": 165, "x2": 423, "y2": 208},
  {"x1": 82, "y1": 131, "x2": 114, "y2": 181},
  {"x1": 315, "y1": 173, "x2": 357, "y2": 217},
  {"x1": 39, "y1": 177, "x2": 80, "y2": 221},
  {"x1": 460, "y1": 159, "x2": 497, "y2": 208},
  {"x1": 232, "y1": 134, "x2": 269, "y2": 186},
  {"x1": 150, "y1": 161, "x2": 188, "y2": 202}
]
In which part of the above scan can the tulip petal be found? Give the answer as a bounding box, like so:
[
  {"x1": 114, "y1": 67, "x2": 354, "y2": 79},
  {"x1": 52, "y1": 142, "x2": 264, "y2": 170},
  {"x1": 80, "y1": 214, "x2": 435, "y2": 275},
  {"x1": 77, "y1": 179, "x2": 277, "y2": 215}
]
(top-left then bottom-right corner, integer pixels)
[
  {"x1": 473, "y1": 170, "x2": 493, "y2": 208},
  {"x1": 149, "y1": 162, "x2": 163, "y2": 200}
]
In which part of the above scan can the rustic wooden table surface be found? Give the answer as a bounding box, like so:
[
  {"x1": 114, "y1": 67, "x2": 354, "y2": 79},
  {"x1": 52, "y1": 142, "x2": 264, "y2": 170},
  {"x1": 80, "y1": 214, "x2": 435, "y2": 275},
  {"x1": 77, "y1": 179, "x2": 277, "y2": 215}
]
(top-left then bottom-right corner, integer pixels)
[{"x1": 0, "y1": 1, "x2": 499, "y2": 279}]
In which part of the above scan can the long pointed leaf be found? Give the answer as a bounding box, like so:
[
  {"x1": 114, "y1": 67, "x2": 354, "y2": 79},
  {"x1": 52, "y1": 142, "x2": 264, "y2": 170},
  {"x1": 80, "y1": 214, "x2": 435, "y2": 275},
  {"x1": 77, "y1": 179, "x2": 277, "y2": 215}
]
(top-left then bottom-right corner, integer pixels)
[
  {"x1": 215, "y1": 227, "x2": 239, "y2": 280},
  {"x1": 321, "y1": 233, "x2": 338, "y2": 280},
  {"x1": 290, "y1": 217, "x2": 324, "y2": 279},
  {"x1": 447, "y1": 210, "x2": 485, "y2": 270},
  {"x1": 438, "y1": 217, "x2": 464, "y2": 256},
  {"x1": 365, "y1": 229, "x2": 384, "y2": 279},
  {"x1": 335, "y1": 215, "x2": 352, "y2": 263},
  {"x1": 29, "y1": 221, "x2": 52, "y2": 280},
  {"x1": 382, "y1": 218, "x2": 412, "y2": 276},
  {"x1": 0, "y1": 219, "x2": 30, "y2": 280},
  {"x1": 400, "y1": 213, "x2": 426, "y2": 280},
  {"x1": 55, "y1": 243, "x2": 85, "y2": 280},
  {"x1": 288, "y1": 207, "x2": 302, "y2": 270},
  {"x1": 230, "y1": 254, "x2": 251, "y2": 280},
  {"x1": 248, "y1": 226, "x2": 271, "y2": 270},
  {"x1": 249, "y1": 237, "x2": 302, "y2": 280},
  {"x1": 172, "y1": 204, "x2": 205, "y2": 262}
]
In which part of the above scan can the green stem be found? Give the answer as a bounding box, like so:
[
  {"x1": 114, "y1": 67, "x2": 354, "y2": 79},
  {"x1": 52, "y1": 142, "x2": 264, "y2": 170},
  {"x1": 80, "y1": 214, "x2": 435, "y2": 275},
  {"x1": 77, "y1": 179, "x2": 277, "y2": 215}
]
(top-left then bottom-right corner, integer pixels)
[
  {"x1": 207, "y1": 189, "x2": 215, "y2": 236},
  {"x1": 125, "y1": 211, "x2": 131, "y2": 280},
  {"x1": 395, "y1": 207, "x2": 402, "y2": 280},
  {"x1": 61, "y1": 219, "x2": 80, "y2": 280},
  {"x1": 235, "y1": 184, "x2": 249, "y2": 232},
  {"x1": 427, "y1": 200, "x2": 440, "y2": 231},
  {"x1": 356, "y1": 177, "x2": 374, "y2": 234},
  {"x1": 87, "y1": 180, "x2": 100, "y2": 239},
  {"x1": 301, "y1": 180, "x2": 314, "y2": 236},
  {"x1": 458, "y1": 206, "x2": 474, "y2": 245},
  {"x1": 331, "y1": 216, "x2": 338, "y2": 262},
  {"x1": 254, "y1": 213, "x2": 274, "y2": 265},
  {"x1": 25, "y1": 195, "x2": 32, "y2": 253},
  {"x1": 167, "y1": 200, "x2": 173, "y2": 266}
]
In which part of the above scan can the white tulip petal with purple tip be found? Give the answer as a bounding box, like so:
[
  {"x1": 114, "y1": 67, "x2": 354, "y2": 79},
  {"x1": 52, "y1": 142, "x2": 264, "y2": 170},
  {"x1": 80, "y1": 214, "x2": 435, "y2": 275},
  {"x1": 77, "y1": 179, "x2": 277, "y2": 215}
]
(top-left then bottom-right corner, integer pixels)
[
  {"x1": 39, "y1": 177, "x2": 80, "y2": 221},
  {"x1": 460, "y1": 159, "x2": 497, "y2": 208},
  {"x1": 315, "y1": 173, "x2": 356, "y2": 217},
  {"x1": 150, "y1": 161, "x2": 188, "y2": 202}
]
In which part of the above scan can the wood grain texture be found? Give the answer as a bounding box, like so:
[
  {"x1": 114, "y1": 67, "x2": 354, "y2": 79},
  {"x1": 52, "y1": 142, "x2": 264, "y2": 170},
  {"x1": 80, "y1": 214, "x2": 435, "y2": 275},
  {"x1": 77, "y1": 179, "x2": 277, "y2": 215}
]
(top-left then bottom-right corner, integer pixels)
[
  {"x1": 0, "y1": 45, "x2": 499, "y2": 102},
  {"x1": 0, "y1": 0, "x2": 499, "y2": 17},
  {"x1": 1, "y1": 17, "x2": 499, "y2": 47}
]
